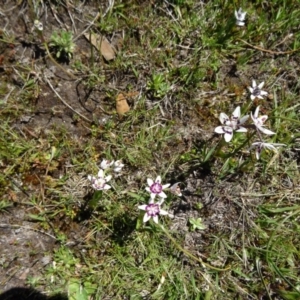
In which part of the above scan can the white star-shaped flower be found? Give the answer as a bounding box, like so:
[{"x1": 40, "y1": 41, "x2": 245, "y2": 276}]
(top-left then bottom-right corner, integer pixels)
[
  {"x1": 248, "y1": 80, "x2": 268, "y2": 101},
  {"x1": 251, "y1": 106, "x2": 275, "y2": 135},
  {"x1": 235, "y1": 8, "x2": 247, "y2": 26},
  {"x1": 88, "y1": 169, "x2": 112, "y2": 190},
  {"x1": 250, "y1": 142, "x2": 285, "y2": 160},
  {"x1": 138, "y1": 198, "x2": 169, "y2": 224},
  {"x1": 145, "y1": 176, "x2": 170, "y2": 201},
  {"x1": 214, "y1": 106, "x2": 249, "y2": 142}
]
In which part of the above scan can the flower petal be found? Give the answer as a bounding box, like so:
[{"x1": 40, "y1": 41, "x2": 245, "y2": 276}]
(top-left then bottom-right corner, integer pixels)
[
  {"x1": 138, "y1": 205, "x2": 147, "y2": 211},
  {"x1": 143, "y1": 213, "x2": 151, "y2": 223},
  {"x1": 148, "y1": 198, "x2": 155, "y2": 204},
  {"x1": 264, "y1": 144, "x2": 277, "y2": 152},
  {"x1": 214, "y1": 126, "x2": 225, "y2": 134},
  {"x1": 236, "y1": 20, "x2": 245, "y2": 26},
  {"x1": 147, "y1": 178, "x2": 154, "y2": 186},
  {"x1": 152, "y1": 215, "x2": 159, "y2": 224},
  {"x1": 159, "y1": 209, "x2": 169, "y2": 216},
  {"x1": 219, "y1": 112, "x2": 229, "y2": 124},
  {"x1": 100, "y1": 159, "x2": 114, "y2": 169},
  {"x1": 258, "y1": 81, "x2": 265, "y2": 89},
  {"x1": 239, "y1": 115, "x2": 249, "y2": 124},
  {"x1": 157, "y1": 198, "x2": 165, "y2": 205},
  {"x1": 232, "y1": 106, "x2": 241, "y2": 118},
  {"x1": 252, "y1": 80, "x2": 257, "y2": 88},
  {"x1": 150, "y1": 193, "x2": 156, "y2": 200},
  {"x1": 260, "y1": 90, "x2": 268, "y2": 96},
  {"x1": 162, "y1": 183, "x2": 171, "y2": 189},
  {"x1": 103, "y1": 184, "x2": 111, "y2": 190},
  {"x1": 236, "y1": 127, "x2": 247, "y2": 133},
  {"x1": 224, "y1": 132, "x2": 233, "y2": 142},
  {"x1": 255, "y1": 149, "x2": 260, "y2": 160},
  {"x1": 97, "y1": 169, "x2": 105, "y2": 178},
  {"x1": 105, "y1": 175, "x2": 112, "y2": 182},
  {"x1": 257, "y1": 126, "x2": 275, "y2": 135},
  {"x1": 158, "y1": 191, "x2": 167, "y2": 198},
  {"x1": 155, "y1": 176, "x2": 162, "y2": 183},
  {"x1": 258, "y1": 115, "x2": 268, "y2": 123},
  {"x1": 254, "y1": 106, "x2": 260, "y2": 118}
]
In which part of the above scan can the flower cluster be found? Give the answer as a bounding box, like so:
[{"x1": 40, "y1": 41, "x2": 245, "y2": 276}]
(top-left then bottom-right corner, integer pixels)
[
  {"x1": 100, "y1": 159, "x2": 124, "y2": 173},
  {"x1": 88, "y1": 159, "x2": 124, "y2": 190},
  {"x1": 138, "y1": 176, "x2": 171, "y2": 224},
  {"x1": 214, "y1": 80, "x2": 285, "y2": 159}
]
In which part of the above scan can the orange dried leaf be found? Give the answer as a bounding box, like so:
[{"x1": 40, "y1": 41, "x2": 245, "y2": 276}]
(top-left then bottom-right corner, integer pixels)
[
  {"x1": 84, "y1": 32, "x2": 116, "y2": 61},
  {"x1": 116, "y1": 93, "x2": 130, "y2": 117}
]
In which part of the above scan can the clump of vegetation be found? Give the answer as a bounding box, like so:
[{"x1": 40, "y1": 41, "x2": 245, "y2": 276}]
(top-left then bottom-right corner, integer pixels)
[{"x1": 49, "y1": 30, "x2": 75, "y2": 59}]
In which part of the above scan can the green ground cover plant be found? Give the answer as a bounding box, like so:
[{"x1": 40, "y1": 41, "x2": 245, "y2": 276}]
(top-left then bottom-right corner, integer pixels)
[{"x1": 0, "y1": 0, "x2": 300, "y2": 299}]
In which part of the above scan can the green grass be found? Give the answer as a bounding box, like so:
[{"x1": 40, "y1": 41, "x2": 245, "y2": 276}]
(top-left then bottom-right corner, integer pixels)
[{"x1": 1, "y1": 0, "x2": 300, "y2": 299}]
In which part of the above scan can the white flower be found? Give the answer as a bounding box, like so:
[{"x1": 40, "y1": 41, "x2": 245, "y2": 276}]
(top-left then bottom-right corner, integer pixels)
[
  {"x1": 138, "y1": 199, "x2": 169, "y2": 224},
  {"x1": 88, "y1": 169, "x2": 112, "y2": 190},
  {"x1": 146, "y1": 176, "x2": 170, "y2": 201},
  {"x1": 113, "y1": 160, "x2": 124, "y2": 172},
  {"x1": 34, "y1": 20, "x2": 43, "y2": 31},
  {"x1": 100, "y1": 159, "x2": 114, "y2": 170},
  {"x1": 248, "y1": 80, "x2": 268, "y2": 101},
  {"x1": 250, "y1": 142, "x2": 285, "y2": 160},
  {"x1": 235, "y1": 8, "x2": 247, "y2": 26},
  {"x1": 214, "y1": 106, "x2": 249, "y2": 142},
  {"x1": 251, "y1": 106, "x2": 275, "y2": 135},
  {"x1": 169, "y1": 182, "x2": 182, "y2": 197}
]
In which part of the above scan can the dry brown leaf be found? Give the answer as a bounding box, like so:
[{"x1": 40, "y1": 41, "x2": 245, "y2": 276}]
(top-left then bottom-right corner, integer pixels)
[
  {"x1": 116, "y1": 93, "x2": 130, "y2": 117},
  {"x1": 84, "y1": 32, "x2": 116, "y2": 61}
]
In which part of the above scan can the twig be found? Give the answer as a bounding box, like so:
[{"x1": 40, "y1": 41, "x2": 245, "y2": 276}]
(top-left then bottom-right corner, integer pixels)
[
  {"x1": 161, "y1": 225, "x2": 231, "y2": 272},
  {"x1": 237, "y1": 39, "x2": 300, "y2": 55},
  {"x1": 45, "y1": 77, "x2": 93, "y2": 123},
  {"x1": 73, "y1": 0, "x2": 114, "y2": 42},
  {"x1": 43, "y1": 41, "x2": 77, "y2": 80},
  {"x1": 0, "y1": 223, "x2": 57, "y2": 240},
  {"x1": 73, "y1": 11, "x2": 101, "y2": 42}
]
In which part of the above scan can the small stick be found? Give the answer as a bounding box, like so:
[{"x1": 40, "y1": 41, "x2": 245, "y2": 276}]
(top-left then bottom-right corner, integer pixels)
[
  {"x1": 0, "y1": 223, "x2": 57, "y2": 240},
  {"x1": 46, "y1": 77, "x2": 93, "y2": 123},
  {"x1": 237, "y1": 38, "x2": 300, "y2": 55}
]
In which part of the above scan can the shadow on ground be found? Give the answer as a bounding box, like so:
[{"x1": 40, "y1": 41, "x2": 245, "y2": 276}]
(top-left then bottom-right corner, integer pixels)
[{"x1": 0, "y1": 287, "x2": 68, "y2": 300}]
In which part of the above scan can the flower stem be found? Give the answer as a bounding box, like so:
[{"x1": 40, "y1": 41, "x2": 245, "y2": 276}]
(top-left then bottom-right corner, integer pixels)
[
  {"x1": 36, "y1": 30, "x2": 77, "y2": 80},
  {"x1": 160, "y1": 225, "x2": 231, "y2": 272}
]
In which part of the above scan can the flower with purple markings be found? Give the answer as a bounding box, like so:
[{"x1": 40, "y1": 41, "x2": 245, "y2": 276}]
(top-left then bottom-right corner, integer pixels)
[
  {"x1": 88, "y1": 169, "x2": 112, "y2": 190},
  {"x1": 214, "y1": 106, "x2": 249, "y2": 142},
  {"x1": 251, "y1": 106, "x2": 275, "y2": 135},
  {"x1": 248, "y1": 80, "x2": 268, "y2": 101},
  {"x1": 250, "y1": 142, "x2": 285, "y2": 160},
  {"x1": 146, "y1": 176, "x2": 170, "y2": 200},
  {"x1": 138, "y1": 199, "x2": 169, "y2": 224}
]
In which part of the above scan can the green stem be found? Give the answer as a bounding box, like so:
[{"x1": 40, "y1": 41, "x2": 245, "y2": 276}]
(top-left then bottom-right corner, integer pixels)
[
  {"x1": 36, "y1": 30, "x2": 77, "y2": 80},
  {"x1": 160, "y1": 225, "x2": 230, "y2": 272}
]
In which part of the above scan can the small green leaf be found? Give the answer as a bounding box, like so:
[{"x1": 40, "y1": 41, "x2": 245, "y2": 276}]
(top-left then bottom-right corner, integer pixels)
[{"x1": 68, "y1": 279, "x2": 89, "y2": 300}]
